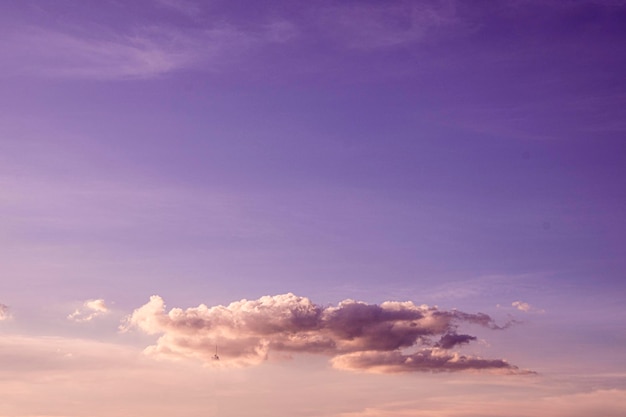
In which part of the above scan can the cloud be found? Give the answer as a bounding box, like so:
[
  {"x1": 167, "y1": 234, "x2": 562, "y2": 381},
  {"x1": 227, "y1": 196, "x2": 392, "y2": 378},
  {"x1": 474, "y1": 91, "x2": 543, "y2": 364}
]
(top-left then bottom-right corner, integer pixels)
[
  {"x1": 154, "y1": 0, "x2": 202, "y2": 17},
  {"x1": 0, "y1": 334, "x2": 135, "y2": 377},
  {"x1": 0, "y1": 334, "x2": 229, "y2": 417},
  {"x1": 512, "y1": 301, "x2": 544, "y2": 313},
  {"x1": 1, "y1": 20, "x2": 296, "y2": 80},
  {"x1": 318, "y1": 0, "x2": 456, "y2": 50},
  {"x1": 332, "y1": 389, "x2": 626, "y2": 417},
  {"x1": 1, "y1": 27, "x2": 194, "y2": 80},
  {"x1": 512, "y1": 301, "x2": 531, "y2": 312},
  {"x1": 68, "y1": 299, "x2": 109, "y2": 322},
  {"x1": 435, "y1": 332, "x2": 477, "y2": 349},
  {"x1": 124, "y1": 293, "x2": 526, "y2": 373},
  {"x1": 331, "y1": 348, "x2": 521, "y2": 374},
  {"x1": 0, "y1": 303, "x2": 10, "y2": 320},
  {"x1": 0, "y1": 333, "x2": 618, "y2": 417}
]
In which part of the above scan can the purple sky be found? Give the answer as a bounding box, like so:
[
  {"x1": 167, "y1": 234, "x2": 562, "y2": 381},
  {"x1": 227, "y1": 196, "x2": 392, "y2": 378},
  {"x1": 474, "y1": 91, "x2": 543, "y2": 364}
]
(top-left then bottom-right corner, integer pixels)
[{"x1": 1, "y1": 1, "x2": 625, "y2": 416}]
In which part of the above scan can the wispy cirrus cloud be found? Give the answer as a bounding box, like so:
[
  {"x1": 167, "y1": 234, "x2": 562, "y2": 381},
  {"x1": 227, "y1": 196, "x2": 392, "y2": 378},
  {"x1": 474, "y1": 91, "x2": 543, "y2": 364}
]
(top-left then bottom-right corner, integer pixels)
[
  {"x1": 153, "y1": 0, "x2": 202, "y2": 17},
  {"x1": 68, "y1": 299, "x2": 109, "y2": 322},
  {"x1": 317, "y1": 0, "x2": 457, "y2": 50},
  {"x1": 1, "y1": 26, "x2": 193, "y2": 79},
  {"x1": 123, "y1": 293, "x2": 527, "y2": 374},
  {"x1": 0, "y1": 20, "x2": 296, "y2": 80}
]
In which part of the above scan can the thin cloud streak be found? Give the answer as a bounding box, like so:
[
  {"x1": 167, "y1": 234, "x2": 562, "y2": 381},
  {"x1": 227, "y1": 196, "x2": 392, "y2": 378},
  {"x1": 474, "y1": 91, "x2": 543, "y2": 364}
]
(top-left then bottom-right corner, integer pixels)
[
  {"x1": 2, "y1": 27, "x2": 193, "y2": 79},
  {"x1": 153, "y1": 0, "x2": 202, "y2": 17},
  {"x1": 123, "y1": 293, "x2": 527, "y2": 373},
  {"x1": 0, "y1": 21, "x2": 295, "y2": 80},
  {"x1": 331, "y1": 349, "x2": 520, "y2": 374},
  {"x1": 314, "y1": 1, "x2": 456, "y2": 50},
  {"x1": 333, "y1": 389, "x2": 626, "y2": 417}
]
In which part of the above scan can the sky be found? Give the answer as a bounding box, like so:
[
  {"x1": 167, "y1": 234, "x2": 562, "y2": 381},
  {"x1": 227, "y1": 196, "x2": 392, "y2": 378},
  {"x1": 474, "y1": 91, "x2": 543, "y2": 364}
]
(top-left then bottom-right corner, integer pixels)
[{"x1": 1, "y1": 0, "x2": 625, "y2": 416}]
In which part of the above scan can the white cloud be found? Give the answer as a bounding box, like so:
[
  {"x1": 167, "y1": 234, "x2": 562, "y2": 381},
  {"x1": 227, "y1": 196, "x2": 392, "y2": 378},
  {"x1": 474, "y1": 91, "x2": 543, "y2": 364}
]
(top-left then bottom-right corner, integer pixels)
[{"x1": 68, "y1": 299, "x2": 109, "y2": 322}]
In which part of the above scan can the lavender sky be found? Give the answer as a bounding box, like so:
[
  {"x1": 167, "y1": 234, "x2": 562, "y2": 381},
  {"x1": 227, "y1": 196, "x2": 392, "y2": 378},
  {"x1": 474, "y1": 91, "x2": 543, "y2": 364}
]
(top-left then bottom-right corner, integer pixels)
[{"x1": 1, "y1": 1, "x2": 625, "y2": 416}]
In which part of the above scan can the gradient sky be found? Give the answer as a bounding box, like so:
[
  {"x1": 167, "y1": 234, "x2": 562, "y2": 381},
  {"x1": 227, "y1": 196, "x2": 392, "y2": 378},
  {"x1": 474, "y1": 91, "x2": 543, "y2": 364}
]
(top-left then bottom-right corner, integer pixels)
[{"x1": 1, "y1": 1, "x2": 625, "y2": 416}]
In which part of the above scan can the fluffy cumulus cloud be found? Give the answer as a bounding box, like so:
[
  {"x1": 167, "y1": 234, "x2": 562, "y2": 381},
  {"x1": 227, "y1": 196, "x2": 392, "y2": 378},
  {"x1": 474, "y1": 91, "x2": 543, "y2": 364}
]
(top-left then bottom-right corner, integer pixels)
[
  {"x1": 124, "y1": 293, "x2": 527, "y2": 373},
  {"x1": 68, "y1": 299, "x2": 109, "y2": 322},
  {"x1": 0, "y1": 303, "x2": 10, "y2": 320}
]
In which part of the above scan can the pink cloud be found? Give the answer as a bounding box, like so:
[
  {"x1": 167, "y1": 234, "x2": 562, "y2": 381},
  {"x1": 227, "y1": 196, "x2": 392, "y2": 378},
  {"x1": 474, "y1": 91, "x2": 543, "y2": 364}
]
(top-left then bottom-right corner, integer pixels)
[
  {"x1": 68, "y1": 299, "x2": 109, "y2": 322},
  {"x1": 331, "y1": 348, "x2": 527, "y2": 374},
  {"x1": 333, "y1": 389, "x2": 626, "y2": 417},
  {"x1": 512, "y1": 301, "x2": 545, "y2": 313},
  {"x1": 0, "y1": 303, "x2": 10, "y2": 321},
  {"x1": 124, "y1": 293, "x2": 526, "y2": 373}
]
